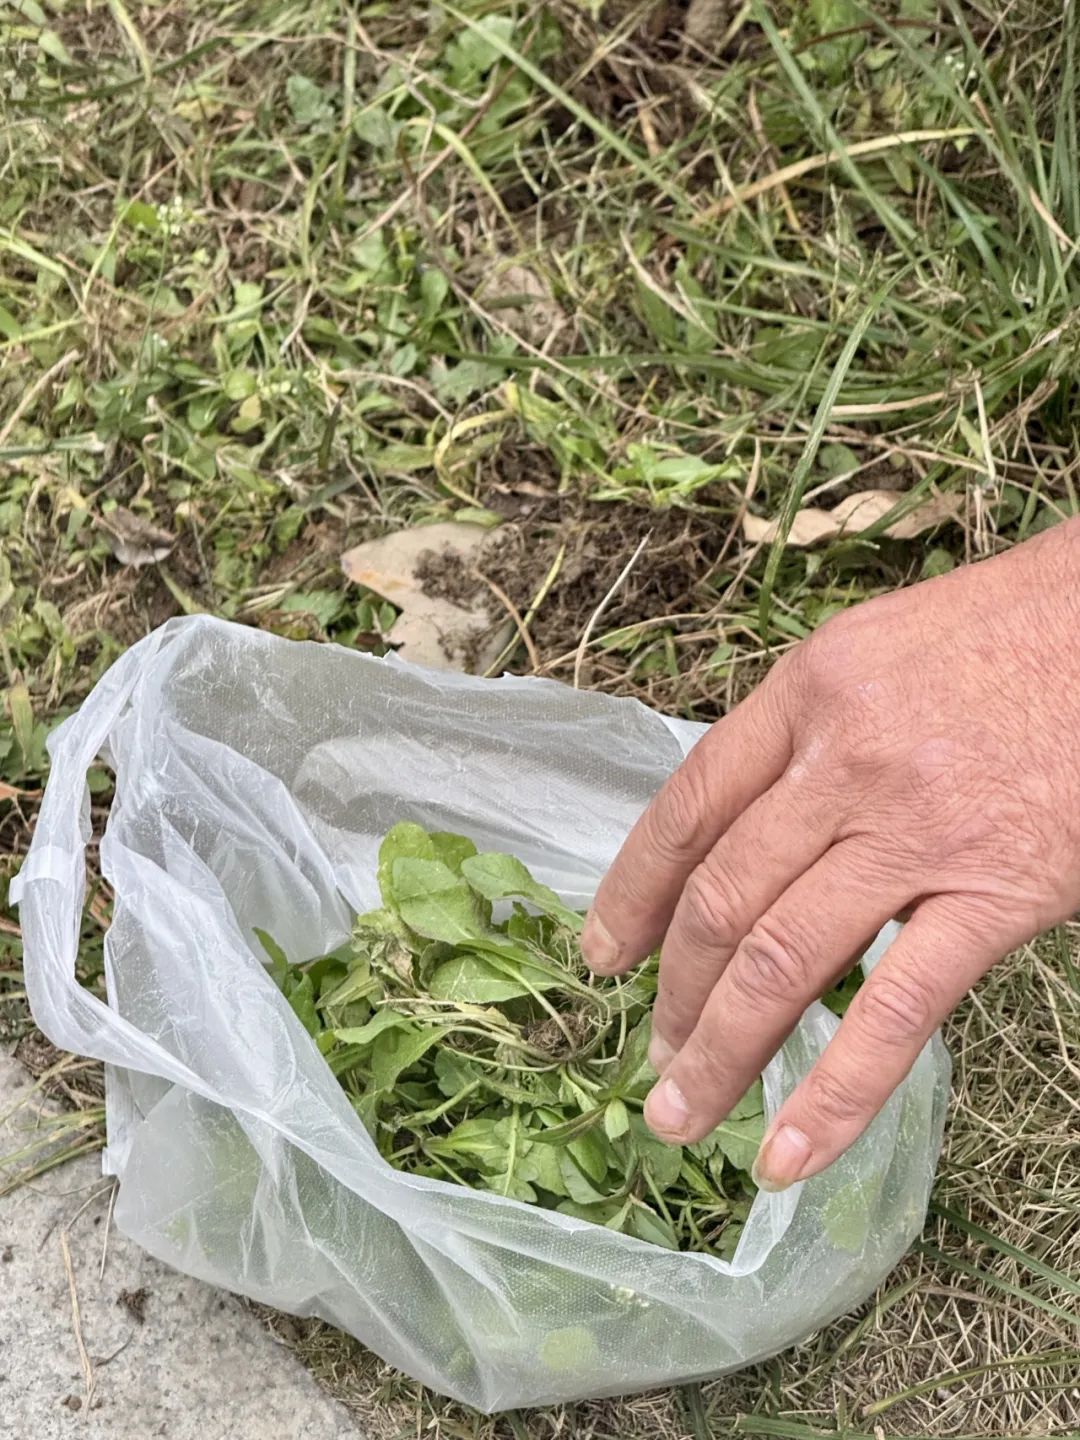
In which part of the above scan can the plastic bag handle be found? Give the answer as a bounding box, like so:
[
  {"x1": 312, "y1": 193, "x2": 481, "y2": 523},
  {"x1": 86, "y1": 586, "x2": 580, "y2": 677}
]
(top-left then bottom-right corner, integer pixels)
[{"x1": 12, "y1": 628, "x2": 207, "y2": 1095}]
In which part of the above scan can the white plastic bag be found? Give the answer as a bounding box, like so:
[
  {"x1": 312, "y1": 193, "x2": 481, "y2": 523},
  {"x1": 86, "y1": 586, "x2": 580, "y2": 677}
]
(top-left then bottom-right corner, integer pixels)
[{"x1": 15, "y1": 616, "x2": 949, "y2": 1412}]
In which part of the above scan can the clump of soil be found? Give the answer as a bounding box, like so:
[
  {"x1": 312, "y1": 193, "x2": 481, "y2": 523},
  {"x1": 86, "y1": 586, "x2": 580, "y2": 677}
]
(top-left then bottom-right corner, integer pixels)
[
  {"x1": 417, "y1": 489, "x2": 749, "y2": 718},
  {"x1": 412, "y1": 546, "x2": 490, "y2": 609},
  {"x1": 117, "y1": 1287, "x2": 151, "y2": 1324}
]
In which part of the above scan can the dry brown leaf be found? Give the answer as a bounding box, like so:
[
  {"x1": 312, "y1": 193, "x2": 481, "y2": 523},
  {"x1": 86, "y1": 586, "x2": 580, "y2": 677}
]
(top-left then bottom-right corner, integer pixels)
[
  {"x1": 742, "y1": 489, "x2": 963, "y2": 547},
  {"x1": 93, "y1": 506, "x2": 175, "y2": 567},
  {"x1": 340, "y1": 522, "x2": 511, "y2": 673},
  {"x1": 684, "y1": 0, "x2": 730, "y2": 48},
  {"x1": 476, "y1": 264, "x2": 565, "y2": 348}
]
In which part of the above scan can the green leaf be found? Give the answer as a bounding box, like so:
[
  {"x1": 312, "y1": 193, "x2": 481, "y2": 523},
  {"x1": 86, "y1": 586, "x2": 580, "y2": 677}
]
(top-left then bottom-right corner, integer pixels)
[
  {"x1": 428, "y1": 953, "x2": 533, "y2": 1004},
  {"x1": 377, "y1": 825, "x2": 481, "y2": 910},
  {"x1": 318, "y1": 960, "x2": 375, "y2": 1010},
  {"x1": 286, "y1": 73, "x2": 333, "y2": 127},
  {"x1": 824, "y1": 1176, "x2": 881, "y2": 1254},
  {"x1": 434, "y1": 1046, "x2": 481, "y2": 1098},
  {"x1": 389, "y1": 857, "x2": 491, "y2": 943},
  {"x1": 539, "y1": 1325, "x2": 599, "y2": 1374},
  {"x1": 555, "y1": 1199, "x2": 625, "y2": 1226},
  {"x1": 517, "y1": 1140, "x2": 568, "y2": 1197},
  {"x1": 460, "y1": 853, "x2": 582, "y2": 931},
  {"x1": 253, "y1": 927, "x2": 289, "y2": 989},
  {"x1": 822, "y1": 967, "x2": 863, "y2": 1017},
  {"x1": 371, "y1": 1024, "x2": 443, "y2": 1091},
  {"x1": 427, "y1": 1116, "x2": 509, "y2": 1171},
  {"x1": 39, "y1": 28, "x2": 75, "y2": 65},
  {"x1": 568, "y1": 1129, "x2": 612, "y2": 1186},
  {"x1": 333, "y1": 1009, "x2": 413, "y2": 1047},
  {"x1": 420, "y1": 267, "x2": 450, "y2": 319},
  {"x1": 629, "y1": 1119, "x2": 684, "y2": 1189},
  {"x1": 122, "y1": 199, "x2": 160, "y2": 233},
  {"x1": 445, "y1": 12, "x2": 515, "y2": 81},
  {"x1": 728, "y1": 1079, "x2": 765, "y2": 1121},
  {"x1": 920, "y1": 547, "x2": 956, "y2": 580},
  {"x1": 428, "y1": 831, "x2": 480, "y2": 872},
  {"x1": 628, "y1": 1205, "x2": 678, "y2": 1250},
  {"x1": 604, "y1": 1098, "x2": 630, "y2": 1142},
  {"x1": 712, "y1": 1112, "x2": 766, "y2": 1174},
  {"x1": 11, "y1": 0, "x2": 49, "y2": 24},
  {"x1": 285, "y1": 973, "x2": 320, "y2": 1038},
  {"x1": 559, "y1": 1151, "x2": 611, "y2": 1205},
  {"x1": 280, "y1": 589, "x2": 346, "y2": 630},
  {"x1": 529, "y1": 1105, "x2": 607, "y2": 1145},
  {"x1": 605, "y1": 1020, "x2": 654, "y2": 1098}
]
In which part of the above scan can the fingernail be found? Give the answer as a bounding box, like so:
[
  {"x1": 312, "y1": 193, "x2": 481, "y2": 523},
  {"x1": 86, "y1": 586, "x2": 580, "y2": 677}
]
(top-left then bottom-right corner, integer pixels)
[
  {"x1": 581, "y1": 910, "x2": 622, "y2": 973},
  {"x1": 752, "y1": 1124, "x2": 813, "y2": 1192},
  {"x1": 648, "y1": 1030, "x2": 676, "y2": 1073},
  {"x1": 644, "y1": 1078, "x2": 690, "y2": 1139}
]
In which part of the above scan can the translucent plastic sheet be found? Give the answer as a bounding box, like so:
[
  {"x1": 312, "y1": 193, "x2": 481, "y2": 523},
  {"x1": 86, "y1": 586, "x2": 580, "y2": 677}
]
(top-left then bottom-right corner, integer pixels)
[{"x1": 15, "y1": 616, "x2": 949, "y2": 1411}]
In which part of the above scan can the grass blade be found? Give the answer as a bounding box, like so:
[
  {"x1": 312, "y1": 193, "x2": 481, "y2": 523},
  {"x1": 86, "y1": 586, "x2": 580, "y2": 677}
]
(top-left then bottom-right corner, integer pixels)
[
  {"x1": 757, "y1": 275, "x2": 900, "y2": 635},
  {"x1": 932, "y1": 1201, "x2": 1080, "y2": 1298}
]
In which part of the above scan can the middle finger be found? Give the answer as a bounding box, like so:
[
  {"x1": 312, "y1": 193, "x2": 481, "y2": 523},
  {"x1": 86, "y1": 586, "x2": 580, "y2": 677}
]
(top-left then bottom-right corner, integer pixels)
[{"x1": 650, "y1": 766, "x2": 837, "y2": 1067}]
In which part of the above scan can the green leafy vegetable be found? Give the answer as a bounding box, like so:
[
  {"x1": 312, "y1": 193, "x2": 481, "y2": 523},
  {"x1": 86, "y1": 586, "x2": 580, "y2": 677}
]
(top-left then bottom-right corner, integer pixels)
[{"x1": 262, "y1": 824, "x2": 863, "y2": 1259}]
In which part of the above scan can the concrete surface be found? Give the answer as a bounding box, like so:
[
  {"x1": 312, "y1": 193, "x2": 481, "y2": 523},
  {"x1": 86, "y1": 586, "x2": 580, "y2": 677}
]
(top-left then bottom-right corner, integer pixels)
[{"x1": 0, "y1": 1053, "x2": 361, "y2": 1440}]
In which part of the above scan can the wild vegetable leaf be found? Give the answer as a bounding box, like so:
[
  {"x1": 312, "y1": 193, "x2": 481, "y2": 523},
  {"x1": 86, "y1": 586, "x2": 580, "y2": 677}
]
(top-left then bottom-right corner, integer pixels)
[
  {"x1": 434, "y1": 1047, "x2": 481, "y2": 1099},
  {"x1": 629, "y1": 1120, "x2": 683, "y2": 1190},
  {"x1": 377, "y1": 822, "x2": 479, "y2": 904},
  {"x1": 539, "y1": 1325, "x2": 600, "y2": 1373},
  {"x1": 824, "y1": 1176, "x2": 881, "y2": 1254},
  {"x1": 371, "y1": 1025, "x2": 445, "y2": 1092},
  {"x1": 823, "y1": 968, "x2": 863, "y2": 1017},
  {"x1": 318, "y1": 961, "x2": 375, "y2": 1010},
  {"x1": 264, "y1": 822, "x2": 866, "y2": 1259},
  {"x1": 428, "y1": 953, "x2": 556, "y2": 1003},
  {"x1": 429, "y1": 830, "x2": 480, "y2": 872},
  {"x1": 555, "y1": 1199, "x2": 626, "y2": 1227},
  {"x1": 728, "y1": 1079, "x2": 765, "y2": 1121},
  {"x1": 326, "y1": 1042, "x2": 369, "y2": 1078},
  {"x1": 285, "y1": 973, "x2": 320, "y2": 1038},
  {"x1": 559, "y1": 1152, "x2": 612, "y2": 1206},
  {"x1": 427, "y1": 1117, "x2": 510, "y2": 1171},
  {"x1": 460, "y1": 853, "x2": 582, "y2": 931},
  {"x1": 333, "y1": 1009, "x2": 415, "y2": 1047},
  {"x1": 628, "y1": 1205, "x2": 678, "y2": 1250},
  {"x1": 604, "y1": 1098, "x2": 630, "y2": 1142},
  {"x1": 604, "y1": 1020, "x2": 654, "y2": 1098},
  {"x1": 529, "y1": 1105, "x2": 608, "y2": 1145},
  {"x1": 517, "y1": 1140, "x2": 568, "y2": 1197},
  {"x1": 568, "y1": 1130, "x2": 612, "y2": 1186},
  {"x1": 712, "y1": 1112, "x2": 767, "y2": 1174},
  {"x1": 254, "y1": 927, "x2": 289, "y2": 989},
  {"x1": 376, "y1": 822, "x2": 438, "y2": 903},
  {"x1": 388, "y1": 858, "x2": 492, "y2": 942}
]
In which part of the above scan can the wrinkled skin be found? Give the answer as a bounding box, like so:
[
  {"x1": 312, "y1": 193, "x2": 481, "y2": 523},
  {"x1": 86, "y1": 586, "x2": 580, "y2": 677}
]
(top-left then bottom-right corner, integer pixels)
[{"x1": 582, "y1": 517, "x2": 1080, "y2": 1189}]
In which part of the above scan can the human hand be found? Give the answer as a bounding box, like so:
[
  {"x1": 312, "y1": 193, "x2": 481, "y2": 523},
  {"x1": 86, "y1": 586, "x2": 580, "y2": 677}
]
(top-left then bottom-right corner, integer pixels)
[{"x1": 582, "y1": 517, "x2": 1080, "y2": 1189}]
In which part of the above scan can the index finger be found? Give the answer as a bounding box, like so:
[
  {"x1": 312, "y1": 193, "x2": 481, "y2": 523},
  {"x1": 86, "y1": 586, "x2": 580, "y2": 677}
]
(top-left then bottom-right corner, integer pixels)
[{"x1": 581, "y1": 671, "x2": 793, "y2": 975}]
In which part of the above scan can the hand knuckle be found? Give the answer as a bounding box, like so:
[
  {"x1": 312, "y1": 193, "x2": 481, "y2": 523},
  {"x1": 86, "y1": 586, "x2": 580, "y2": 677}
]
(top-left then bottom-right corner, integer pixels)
[
  {"x1": 648, "y1": 761, "x2": 711, "y2": 860},
  {"x1": 858, "y1": 971, "x2": 935, "y2": 1043},
  {"x1": 679, "y1": 868, "x2": 742, "y2": 947},
  {"x1": 680, "y1": 1036, "x2": 728, "y2": 1093},
  {"x1": 730, "y1": 918, "x2": 808, "y2": 1003},
  {"x1": 805, "y1": 1067, "x2": 864, "y2": 1126},
  {"x1": 797, "y1": 613, "x2": 858, "y2": 693}
]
